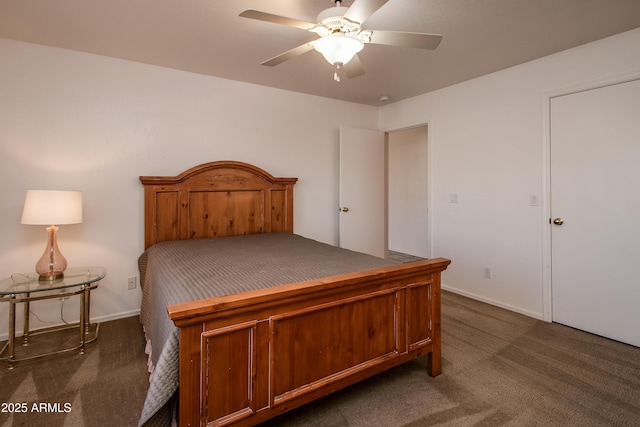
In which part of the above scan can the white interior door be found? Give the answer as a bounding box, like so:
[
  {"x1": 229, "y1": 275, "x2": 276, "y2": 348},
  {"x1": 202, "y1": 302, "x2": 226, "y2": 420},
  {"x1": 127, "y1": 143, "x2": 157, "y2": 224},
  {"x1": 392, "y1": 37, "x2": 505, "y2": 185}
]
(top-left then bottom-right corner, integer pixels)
[
  {"x1": 550, "y1": 79, "x2": 640, "y2": 347},
  {"x1": 339, "y1": 126, "x2": 386, "y2": 258}
]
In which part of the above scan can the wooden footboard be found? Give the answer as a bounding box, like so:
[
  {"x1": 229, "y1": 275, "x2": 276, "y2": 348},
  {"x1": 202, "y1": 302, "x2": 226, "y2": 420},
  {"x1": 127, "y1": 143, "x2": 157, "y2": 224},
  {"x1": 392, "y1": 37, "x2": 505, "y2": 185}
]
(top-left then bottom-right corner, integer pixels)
[{"x1": 168, "y1": 258, "x2": 450, "y2": 427}]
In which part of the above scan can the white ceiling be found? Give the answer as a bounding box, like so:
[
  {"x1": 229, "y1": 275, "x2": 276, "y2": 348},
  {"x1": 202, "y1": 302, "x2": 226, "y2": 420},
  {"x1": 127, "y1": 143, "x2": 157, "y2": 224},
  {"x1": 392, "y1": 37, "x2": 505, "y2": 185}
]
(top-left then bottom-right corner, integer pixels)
[{"x1": 1, "y1": 0, "x2": 640, "y2": 106}]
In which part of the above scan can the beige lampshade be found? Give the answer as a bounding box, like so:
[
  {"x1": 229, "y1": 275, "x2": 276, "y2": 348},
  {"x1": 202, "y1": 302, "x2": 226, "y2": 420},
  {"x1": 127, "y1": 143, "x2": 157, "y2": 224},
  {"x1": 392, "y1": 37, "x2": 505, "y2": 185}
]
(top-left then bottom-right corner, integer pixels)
[{"x1": 21, "y1": 190, "x2": 83, "y2": 225}]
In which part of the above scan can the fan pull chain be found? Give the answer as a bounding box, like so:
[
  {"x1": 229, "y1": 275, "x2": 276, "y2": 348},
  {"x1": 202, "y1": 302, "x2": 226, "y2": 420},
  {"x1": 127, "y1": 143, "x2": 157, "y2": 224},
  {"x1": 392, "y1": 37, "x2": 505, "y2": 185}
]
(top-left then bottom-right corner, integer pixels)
[{"x1": 334, "y1": 63, "x2": 341, "y2": 82}]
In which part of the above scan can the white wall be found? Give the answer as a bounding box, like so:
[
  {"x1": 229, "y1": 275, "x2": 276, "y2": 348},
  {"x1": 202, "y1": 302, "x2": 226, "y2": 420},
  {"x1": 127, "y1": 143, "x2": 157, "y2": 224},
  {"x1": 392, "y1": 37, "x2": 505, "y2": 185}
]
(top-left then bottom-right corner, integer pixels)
[
  {"x1": 379, "y1": 28, "x2": 640, "y2": 319},
  {"x1": 0, "y1": 38, "x2": 378, "y2": 339}
]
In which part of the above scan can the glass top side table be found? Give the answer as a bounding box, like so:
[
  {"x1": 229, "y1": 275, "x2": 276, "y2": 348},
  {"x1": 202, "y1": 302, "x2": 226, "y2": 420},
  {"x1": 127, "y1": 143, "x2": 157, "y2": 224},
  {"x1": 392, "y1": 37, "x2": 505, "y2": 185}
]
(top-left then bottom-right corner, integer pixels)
[{"x1": 0, "y1": 266, "x2": 106, "y2": 369}]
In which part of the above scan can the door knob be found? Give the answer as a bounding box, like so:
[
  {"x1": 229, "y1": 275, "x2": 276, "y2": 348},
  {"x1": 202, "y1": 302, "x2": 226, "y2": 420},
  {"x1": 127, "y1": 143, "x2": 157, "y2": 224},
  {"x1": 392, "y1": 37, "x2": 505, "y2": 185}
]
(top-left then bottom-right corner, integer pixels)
[
  {"x1": 552, "y1": 218, "x2": 564, "y2": 225},
  {"x1": 340, "y1": 207, "x2": 349, "y2": 212}
]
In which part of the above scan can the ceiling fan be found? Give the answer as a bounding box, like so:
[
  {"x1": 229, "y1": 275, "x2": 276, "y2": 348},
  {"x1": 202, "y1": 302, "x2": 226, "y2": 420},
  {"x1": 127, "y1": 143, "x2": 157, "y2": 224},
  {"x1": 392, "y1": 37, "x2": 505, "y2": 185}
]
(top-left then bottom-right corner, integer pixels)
[{"x1": 240, "y1": 0, "x2": 443, "y2": 81}]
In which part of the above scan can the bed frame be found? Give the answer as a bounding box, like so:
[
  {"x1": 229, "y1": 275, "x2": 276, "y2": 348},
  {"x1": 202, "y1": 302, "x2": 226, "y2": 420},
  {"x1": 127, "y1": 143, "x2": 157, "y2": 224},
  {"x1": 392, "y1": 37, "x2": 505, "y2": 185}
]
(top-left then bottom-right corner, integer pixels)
[{"x1": 140, "y1": 161, "x2": 451, "y2": 427}]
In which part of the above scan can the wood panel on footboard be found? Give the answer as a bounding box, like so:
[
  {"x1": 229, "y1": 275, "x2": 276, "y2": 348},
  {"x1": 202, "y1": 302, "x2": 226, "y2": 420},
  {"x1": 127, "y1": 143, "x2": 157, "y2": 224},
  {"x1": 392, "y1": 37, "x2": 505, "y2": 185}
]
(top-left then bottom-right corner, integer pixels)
[{"x1": 168, "y1": 257, "x2": 451, "y2": 427}]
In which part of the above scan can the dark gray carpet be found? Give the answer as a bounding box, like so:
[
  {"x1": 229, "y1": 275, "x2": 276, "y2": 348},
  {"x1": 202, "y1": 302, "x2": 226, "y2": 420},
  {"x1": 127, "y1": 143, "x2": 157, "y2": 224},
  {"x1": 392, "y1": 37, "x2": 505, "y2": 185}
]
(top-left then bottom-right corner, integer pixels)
[
  {"x1": 0, "y1": 316, "x2": 148, "y2": 427},
  {"x1": 1, "y1": 292, "x2": 639, "y2": 426}
]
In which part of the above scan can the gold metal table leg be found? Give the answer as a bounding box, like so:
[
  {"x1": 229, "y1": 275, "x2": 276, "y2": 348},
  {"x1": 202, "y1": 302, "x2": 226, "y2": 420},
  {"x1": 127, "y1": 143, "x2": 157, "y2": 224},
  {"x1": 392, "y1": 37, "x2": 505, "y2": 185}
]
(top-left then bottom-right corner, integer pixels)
[
  {"x1": 79, "y1": 285, "x2": 86, "y2": 354},
  {"x1": 8, "y1": 298, "x2": 16, "y2": 370},
  {"x1": 22, "y1": 299, "x2": 30, "y2": 346},
  {"x1": 84, "y1": 285, "x2": 91, "y2": 336}
]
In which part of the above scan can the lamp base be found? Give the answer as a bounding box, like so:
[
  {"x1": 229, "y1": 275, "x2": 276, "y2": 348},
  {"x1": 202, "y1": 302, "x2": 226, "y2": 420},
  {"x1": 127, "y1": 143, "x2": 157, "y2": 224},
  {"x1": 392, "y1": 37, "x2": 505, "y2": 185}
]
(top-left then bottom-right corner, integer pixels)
[
  {"x1": 35, "y1": 225, "x2": 68, "y2": 282},
  {"x1": 38, "y1": 271, "x2": 64, "y2": 282}
]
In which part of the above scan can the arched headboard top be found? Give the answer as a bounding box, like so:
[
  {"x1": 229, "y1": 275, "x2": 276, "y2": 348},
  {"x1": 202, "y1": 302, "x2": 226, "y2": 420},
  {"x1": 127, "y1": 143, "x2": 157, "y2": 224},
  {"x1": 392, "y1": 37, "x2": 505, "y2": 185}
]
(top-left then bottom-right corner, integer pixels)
[
  {"x1": 139, "y1": 160, "x2": 297, "y2": 186},
  {"x1": 140, "y1": 161, "x2": 298, "y2": 249}
]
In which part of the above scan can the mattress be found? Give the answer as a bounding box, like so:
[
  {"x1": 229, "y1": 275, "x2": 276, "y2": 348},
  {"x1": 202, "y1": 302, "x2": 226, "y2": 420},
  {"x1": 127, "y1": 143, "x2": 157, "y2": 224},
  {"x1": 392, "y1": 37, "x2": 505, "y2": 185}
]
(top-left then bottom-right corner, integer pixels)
[{"x1": 138, "y1": 233, "x2": 396, "y2": 426}]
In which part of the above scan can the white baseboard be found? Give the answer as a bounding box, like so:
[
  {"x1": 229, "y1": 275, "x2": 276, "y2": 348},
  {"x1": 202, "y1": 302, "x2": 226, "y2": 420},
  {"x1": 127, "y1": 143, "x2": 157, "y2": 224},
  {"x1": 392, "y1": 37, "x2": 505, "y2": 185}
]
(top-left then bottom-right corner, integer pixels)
[
  {"x1": 0, "y1": 309, "x2": 141, "y2": 342},
  {"x1": 93, "y1": 309, "x2": 141, "y2": 324},
  {"x1": 442, "y1": 285, "x2": 545, "y2": 321}
]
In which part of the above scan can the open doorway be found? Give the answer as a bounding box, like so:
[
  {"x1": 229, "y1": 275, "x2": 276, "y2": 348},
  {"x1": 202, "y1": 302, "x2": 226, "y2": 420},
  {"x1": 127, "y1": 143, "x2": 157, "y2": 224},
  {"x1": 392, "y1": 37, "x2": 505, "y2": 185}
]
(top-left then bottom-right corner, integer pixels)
[{"x1": 387, "y1": 125, "x2": 429, "y2": 261}]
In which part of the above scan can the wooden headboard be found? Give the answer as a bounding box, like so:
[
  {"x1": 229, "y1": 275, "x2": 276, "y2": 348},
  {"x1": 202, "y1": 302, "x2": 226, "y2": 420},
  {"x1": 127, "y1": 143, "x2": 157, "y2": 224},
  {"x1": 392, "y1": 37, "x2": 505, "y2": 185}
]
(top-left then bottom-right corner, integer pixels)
[{"x1": 139, "y1": 161, "x2": 298, "y2": 249}]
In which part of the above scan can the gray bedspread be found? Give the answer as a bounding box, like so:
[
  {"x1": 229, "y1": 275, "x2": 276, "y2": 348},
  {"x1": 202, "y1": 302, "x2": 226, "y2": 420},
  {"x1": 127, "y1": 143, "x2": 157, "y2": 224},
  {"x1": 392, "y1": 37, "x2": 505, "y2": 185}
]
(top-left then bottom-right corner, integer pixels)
[{"x1": 138, "y1": 233, "x2": 396, "y2": 426}]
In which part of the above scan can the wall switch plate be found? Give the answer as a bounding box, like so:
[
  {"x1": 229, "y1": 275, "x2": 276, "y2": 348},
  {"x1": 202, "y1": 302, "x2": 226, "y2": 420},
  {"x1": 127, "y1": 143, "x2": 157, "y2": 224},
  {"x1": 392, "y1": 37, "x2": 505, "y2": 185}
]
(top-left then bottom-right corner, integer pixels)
[
  {"x1": 128, "y1": 276, "x2": 137, "y2": 290},
  {"x1": 530, "y1": 193, "x2": 539, "y2": 206}
]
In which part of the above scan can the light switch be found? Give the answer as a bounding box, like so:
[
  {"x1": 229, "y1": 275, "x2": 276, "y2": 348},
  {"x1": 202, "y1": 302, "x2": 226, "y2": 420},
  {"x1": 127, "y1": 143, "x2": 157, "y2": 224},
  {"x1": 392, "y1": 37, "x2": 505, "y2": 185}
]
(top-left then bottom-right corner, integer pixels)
[{"x1": 530, "y1": 193, "x2": 539, "y2": 206}]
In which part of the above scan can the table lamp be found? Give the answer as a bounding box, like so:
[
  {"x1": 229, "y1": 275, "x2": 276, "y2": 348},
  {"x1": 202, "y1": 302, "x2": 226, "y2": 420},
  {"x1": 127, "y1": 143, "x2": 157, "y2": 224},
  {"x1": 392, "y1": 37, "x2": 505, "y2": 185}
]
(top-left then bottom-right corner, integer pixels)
[{"x1": 21, "y1": 190, "x2": 83, "y2": 281}]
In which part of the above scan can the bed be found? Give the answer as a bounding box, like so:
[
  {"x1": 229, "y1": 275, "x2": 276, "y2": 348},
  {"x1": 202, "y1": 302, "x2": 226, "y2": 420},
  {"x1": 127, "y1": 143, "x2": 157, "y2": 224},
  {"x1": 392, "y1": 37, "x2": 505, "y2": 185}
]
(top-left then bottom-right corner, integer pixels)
[{"x1": 137, "y1": 160, "x2": 451, "y2": 427}]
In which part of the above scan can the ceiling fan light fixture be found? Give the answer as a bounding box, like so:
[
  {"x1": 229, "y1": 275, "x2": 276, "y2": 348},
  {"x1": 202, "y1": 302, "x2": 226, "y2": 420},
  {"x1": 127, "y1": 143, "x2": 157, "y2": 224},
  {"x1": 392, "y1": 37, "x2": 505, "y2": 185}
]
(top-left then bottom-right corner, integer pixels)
[{"x1": 313, "y1": 33, "x2": 364, "y2": 65}]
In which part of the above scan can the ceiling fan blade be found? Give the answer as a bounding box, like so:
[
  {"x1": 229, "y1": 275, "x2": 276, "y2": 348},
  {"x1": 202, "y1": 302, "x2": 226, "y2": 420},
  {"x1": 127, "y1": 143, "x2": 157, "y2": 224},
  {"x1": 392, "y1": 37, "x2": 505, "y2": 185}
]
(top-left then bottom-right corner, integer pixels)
[
  {"x1": 261, "y1": 43, "x2": 315, "y2": 66},
  {"x1": 344, "y1": 0, "x2": 389, "y2": 24},
  {"x1": 368, "y1": 31, "x2": 443, "y2": 50},
  {"x1": 239, "y1": 9, "x2": 315, "y2": 31},
  {"x1": 344, "y1": 55, "x2": 365, "y2": 79}
]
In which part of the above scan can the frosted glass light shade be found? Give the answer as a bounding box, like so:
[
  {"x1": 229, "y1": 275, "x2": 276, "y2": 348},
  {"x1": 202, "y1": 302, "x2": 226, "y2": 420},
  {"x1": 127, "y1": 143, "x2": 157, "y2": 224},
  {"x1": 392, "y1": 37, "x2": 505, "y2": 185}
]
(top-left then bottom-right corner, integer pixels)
[
  {"x1": 21, "y1": 190, "x2": 83, "y2": 225},
  {"x1": 314, "y1": 34, "x2": 364, "y2": 65},
  {"x1": 21, "y1": 190, "x2": 83, "y2": 281}
]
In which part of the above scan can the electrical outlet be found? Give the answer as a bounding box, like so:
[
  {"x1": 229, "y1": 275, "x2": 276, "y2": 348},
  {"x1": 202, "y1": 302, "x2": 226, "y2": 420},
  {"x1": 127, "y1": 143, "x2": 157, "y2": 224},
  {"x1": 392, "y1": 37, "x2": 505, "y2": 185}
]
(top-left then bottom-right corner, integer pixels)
[
  {"x1": 483, "y1": 267, "x2": 492, "y2": 279},
  {"x1": 128, "y1": 276, "x2": 137, "y2": 290}
]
